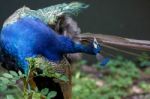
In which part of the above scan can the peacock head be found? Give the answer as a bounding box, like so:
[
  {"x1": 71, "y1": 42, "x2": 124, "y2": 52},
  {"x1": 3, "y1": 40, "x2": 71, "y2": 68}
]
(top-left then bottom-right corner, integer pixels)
[
  {"x1": 76, "y1": 37, "x2": 102, "y2": 55},
  {"x1": 76, "y1": 37, "x2": 109, "y2": 66},
  {"x1": 92, "y1": 38, "x2": 102, "y2": 54}
]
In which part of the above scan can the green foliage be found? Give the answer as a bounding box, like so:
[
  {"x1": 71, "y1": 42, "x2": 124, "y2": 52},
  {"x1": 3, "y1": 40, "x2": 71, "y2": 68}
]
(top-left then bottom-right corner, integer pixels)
[
  {"x1": 73, "y1": 55, "x2": 150, "y2": 99},
  {"x1": 98, "y1": 56, "x2": 140, "y2": 98},
  {"x1": 144, "y1": 67, "x2": 150, "y2": 75},
  {"x1": 46, "y1": 91, "x2": 57, "y2": 99},
  {"x1": 41, "y1": 88, "x2": 49, "y2": 96},
  {"x1": 0, "y1": 56, "x2": 73, "y2": 99},
  {"x1": 137, "y1": 53, "x2": 150, "y2": 67},
  {"x1": 6, "y1": 95, "x2": 15, "y2": 99},
  {"x1": 0, "y1": 70, "x2": 25, "y2": 99},
  {"x1": 1, "y1": 54, "x2": 150, "y2": 99},
  {"x1": 27, "y1": 57, "x2": 69, "y2": 82},
  {"x1": 73, "y1": 75, "x2": 101, "y2": 99},
  {"x1": 138, "y1": 81, "x2": 150, "y2": 92},
  {"x1": 0, "y1": 70, "x2": 24, "y2": 90}
]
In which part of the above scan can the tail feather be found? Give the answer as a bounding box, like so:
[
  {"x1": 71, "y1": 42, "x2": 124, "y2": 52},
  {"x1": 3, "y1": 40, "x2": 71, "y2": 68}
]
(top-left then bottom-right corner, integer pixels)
[
  {"x1": 76, "y1": 33, "x2": 150, "y2": 60},
  {"x1": 78, "y1": 33, "x2": 150, "y2": 51}
]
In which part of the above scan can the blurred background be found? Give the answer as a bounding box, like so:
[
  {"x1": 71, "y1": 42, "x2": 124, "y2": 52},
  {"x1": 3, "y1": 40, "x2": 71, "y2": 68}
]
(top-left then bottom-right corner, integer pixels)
[
  {"x1": 0, "y1": 0, "x2": 150, "y2": 99},
  {"x1": 0, "y1": 0, "x2": 150, "y2": 40}
]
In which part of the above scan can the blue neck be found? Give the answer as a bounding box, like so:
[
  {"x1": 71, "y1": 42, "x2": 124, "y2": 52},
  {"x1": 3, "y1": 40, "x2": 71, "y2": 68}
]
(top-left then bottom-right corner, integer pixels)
[
  {"x1": 42, "y1": 35, "x2": 96, "y2": 62},
  {"x1": 55, "y1": 35, "x2": 95, "y2": 57},
  {"x1": 57, "y1": 36, "x2": 81, "y2": 53}
]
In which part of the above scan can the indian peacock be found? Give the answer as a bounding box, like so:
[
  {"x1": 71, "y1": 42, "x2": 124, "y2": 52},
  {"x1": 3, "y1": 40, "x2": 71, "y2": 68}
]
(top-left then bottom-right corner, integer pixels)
[{"x1": 1, "y1": 2, "x2": 150, "y2": 99}]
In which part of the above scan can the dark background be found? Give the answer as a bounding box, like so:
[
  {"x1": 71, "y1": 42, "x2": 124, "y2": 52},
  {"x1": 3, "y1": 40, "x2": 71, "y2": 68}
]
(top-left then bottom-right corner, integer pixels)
[{"x1": 0, "y1": 0, "x2": 150, "y2": 40}]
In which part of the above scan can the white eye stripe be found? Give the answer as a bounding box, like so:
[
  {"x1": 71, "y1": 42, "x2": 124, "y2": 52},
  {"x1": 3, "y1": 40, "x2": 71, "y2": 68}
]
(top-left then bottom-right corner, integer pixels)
[
  {"x1": 94, "y1": 37, "x2": 98, "y2": 44},
  {"x1": 93, "y1": 37, "x2": 98, "y2": 48},
  {"x1": 94, "y1": 42, "x2": 98, "y2": 48}
]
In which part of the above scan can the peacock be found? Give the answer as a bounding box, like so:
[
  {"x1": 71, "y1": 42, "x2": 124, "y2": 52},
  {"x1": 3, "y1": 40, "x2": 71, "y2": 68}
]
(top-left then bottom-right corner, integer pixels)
[{"x1": 1, "y1": 2, "x2": 150, "y2": 99}]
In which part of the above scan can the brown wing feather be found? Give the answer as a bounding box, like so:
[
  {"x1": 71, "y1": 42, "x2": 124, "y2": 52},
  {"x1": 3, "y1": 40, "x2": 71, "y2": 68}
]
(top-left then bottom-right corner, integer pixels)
[{"x1": 78, "y1": 33, "x2": 150, "y2": 51}]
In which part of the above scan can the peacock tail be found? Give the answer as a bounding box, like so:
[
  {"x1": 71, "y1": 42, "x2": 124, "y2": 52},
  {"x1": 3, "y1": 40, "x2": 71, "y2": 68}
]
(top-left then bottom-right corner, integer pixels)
[
  {"x1": 3, "y1": 2, "x2": 88, "y2": 27},
  {"x1": 77, "y1": 33, "x2": 150, "y2": 55}
]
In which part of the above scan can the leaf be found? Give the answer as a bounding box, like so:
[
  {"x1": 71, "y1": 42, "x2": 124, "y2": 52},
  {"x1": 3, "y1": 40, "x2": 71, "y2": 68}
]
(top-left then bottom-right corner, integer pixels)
[
  {"x1": 41, "y1": 88, "x2": 49, "y2": 96},
  {"x1": 2, "y1": 73, "x2": 13, "y2": 78},
  {"x1": 59, "y1": 75, "x2": 69, "y2": 82},
  {"x1": 9, "y1": 71, "x2": 18, "y2": 77},
  {"x1": 140, "y1": 61, "x2": 150, "y2": 67},
  {"x1": 0, "y1": 85, "x2": 7, "y2": 92},
  {"x1": 54, "y1": 73, "x2": 61, "y2": 77},
  {"x1": 11, "y1": 79, "x2": 17, "y2": 85},
  {"x1": 32, "y1": 92, "x2": 41, "y2": 99},
  {"x1": 6, "y1": 95, "x2": 15, "y2": 99},
  {"x1": 0, "y1": 77, "x2": 9, "y2": 84},
  {"x1": 47, "y1": 91, "x2": 57, "y2": 99},
  {"x1": 18, "y1": 71, "x2": 23, "y2": 76}
]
